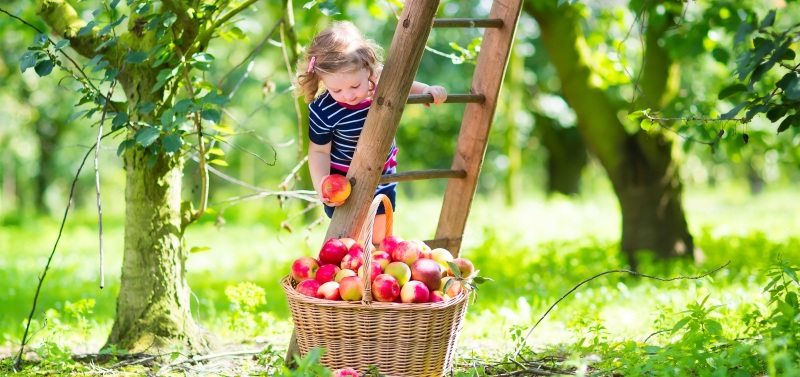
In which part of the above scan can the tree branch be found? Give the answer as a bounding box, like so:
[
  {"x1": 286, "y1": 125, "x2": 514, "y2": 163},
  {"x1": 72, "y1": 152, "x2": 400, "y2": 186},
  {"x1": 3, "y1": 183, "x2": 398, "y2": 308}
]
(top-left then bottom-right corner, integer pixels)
[
  {"x1": 195, "y1": 0, "x2": 259, "y2": 52},
  {"x1": 35, "y1": 0, "x2": 121, "y2": 60}
]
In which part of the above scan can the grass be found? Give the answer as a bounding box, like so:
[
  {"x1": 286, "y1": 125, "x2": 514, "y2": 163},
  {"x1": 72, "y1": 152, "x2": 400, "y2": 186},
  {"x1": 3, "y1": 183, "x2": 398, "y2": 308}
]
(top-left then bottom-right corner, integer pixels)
[{"x1": 0, "y1": 184, "x2": 798, "y2": 370}]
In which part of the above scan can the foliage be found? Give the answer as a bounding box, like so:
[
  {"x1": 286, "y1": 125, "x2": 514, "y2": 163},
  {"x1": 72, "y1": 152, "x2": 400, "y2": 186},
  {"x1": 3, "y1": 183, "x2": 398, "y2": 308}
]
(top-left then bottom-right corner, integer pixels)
[{"x1": 225, "y1": 281, "x2": 276, "y2": 338}]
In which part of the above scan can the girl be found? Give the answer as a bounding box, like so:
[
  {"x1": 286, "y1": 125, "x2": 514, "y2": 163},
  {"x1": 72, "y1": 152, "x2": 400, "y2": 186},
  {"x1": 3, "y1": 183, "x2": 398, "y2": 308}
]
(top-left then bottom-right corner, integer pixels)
[{"x1": 294, "y1": 21, "x2": 447, "y2": 244}]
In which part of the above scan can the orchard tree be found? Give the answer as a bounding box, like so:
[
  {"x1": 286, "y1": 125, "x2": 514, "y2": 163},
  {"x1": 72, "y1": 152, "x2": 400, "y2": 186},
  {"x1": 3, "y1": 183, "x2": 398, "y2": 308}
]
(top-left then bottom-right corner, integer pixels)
[{"x1": 24, "y1": 0, "x2": 263, "y2": 354}]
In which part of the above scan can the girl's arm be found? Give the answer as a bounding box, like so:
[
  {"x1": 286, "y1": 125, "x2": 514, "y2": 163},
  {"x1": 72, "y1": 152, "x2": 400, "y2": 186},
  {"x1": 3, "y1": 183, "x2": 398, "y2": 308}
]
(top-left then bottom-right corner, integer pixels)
[
  {"x1": 308, "y1": 141, "x2": 344, "y2": 206},
  {"x1": 410, "y1": 81, "x2": 448, "y2": 105}
]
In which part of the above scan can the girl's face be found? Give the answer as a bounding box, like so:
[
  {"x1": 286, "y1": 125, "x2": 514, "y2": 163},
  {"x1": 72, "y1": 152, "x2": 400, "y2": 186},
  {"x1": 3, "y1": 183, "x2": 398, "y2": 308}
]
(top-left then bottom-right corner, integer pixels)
[{"x1": 319, "y1": 68, "x2": 373, "y2": 106}]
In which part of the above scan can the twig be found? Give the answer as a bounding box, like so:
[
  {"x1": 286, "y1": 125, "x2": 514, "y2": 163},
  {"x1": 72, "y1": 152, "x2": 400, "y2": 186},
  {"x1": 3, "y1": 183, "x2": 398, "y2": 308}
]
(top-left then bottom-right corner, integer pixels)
[
  {"x1": 516, "y1": 261, "x2": 731, "y2": 356},
  {"x1": 13, "y1": 131, "x2": 118, "y2": 371}
]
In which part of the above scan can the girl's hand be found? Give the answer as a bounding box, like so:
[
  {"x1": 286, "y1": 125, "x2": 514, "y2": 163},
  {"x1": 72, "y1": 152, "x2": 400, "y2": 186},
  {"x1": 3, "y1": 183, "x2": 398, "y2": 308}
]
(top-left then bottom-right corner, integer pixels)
[{"x1": 423, "y1": 85, "x2": 447, "y2": 107}]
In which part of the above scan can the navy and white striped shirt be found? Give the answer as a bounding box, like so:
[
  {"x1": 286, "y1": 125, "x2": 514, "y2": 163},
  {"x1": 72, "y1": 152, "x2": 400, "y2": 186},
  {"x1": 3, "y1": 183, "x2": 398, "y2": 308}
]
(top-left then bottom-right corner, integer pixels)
[{"x1": 309, "y1": 91, "x2": 398, "y2": 192}]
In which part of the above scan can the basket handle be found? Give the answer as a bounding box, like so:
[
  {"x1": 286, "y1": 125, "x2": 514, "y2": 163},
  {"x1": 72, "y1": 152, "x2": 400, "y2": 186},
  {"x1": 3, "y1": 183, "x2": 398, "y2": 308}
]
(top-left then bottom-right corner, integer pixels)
[{"x1": 357, "y1": 194, "x2": 394, "y2": 304}]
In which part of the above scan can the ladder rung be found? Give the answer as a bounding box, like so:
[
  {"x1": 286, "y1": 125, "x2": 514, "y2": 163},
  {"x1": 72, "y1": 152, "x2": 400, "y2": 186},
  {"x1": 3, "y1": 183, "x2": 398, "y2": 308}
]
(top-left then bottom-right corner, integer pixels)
[
  {"x1": 407, "y1": 94, "x2": 485, "y2": 104},
  {"x1": 379, "y1": 169, "x2": 467, "y2": 184},
  {"x1": 423, "y1": 237, "x2": 462, "y2": 250},
  {"x1": 433, "y1": 18, "x2": 504, "y2": 28}
]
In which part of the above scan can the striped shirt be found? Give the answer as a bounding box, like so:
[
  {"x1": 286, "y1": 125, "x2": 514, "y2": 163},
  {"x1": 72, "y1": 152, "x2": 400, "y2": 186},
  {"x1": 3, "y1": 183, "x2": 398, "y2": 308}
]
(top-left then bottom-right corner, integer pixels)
[{"x1": 309, "y1": 91, "x2": 398, "y2": 192}]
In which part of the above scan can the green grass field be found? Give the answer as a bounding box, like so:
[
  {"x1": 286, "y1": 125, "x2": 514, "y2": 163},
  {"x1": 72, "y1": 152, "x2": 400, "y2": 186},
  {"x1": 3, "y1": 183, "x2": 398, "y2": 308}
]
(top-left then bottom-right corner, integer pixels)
[{"x1": 1, "y1": 185, "x2": 798, "y2": 368}]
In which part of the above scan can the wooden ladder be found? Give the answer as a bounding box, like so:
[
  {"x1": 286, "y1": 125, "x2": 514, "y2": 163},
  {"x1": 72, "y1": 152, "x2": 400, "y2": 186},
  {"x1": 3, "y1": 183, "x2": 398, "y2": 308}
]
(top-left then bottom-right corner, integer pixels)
[
  {"x1": 324, "y1": 0, "x2": 522, "y2": 256},
  {"x1": 286, "y1": 0, "x2": 521, "y2": 363}
]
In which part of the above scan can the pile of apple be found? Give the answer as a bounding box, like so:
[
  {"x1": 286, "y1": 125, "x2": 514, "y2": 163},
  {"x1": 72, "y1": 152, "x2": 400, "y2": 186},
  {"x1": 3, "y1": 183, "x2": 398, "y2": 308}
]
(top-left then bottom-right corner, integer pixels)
[{"x1": 290, "y1": 235, "x2": 475, "y2": 303}]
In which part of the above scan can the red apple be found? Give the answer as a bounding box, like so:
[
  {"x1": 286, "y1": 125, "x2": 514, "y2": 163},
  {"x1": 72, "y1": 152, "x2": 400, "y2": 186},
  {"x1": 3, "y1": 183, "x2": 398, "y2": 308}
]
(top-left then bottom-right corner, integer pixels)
[
  {"x1": 334, "y1": 269, "x2": 357, "y2": 282},
  {"x1": 341, "y1": 249, "x2": 364, "y2": 271},
  {"x1": 379, "y1": 235, "x2": 404, "y2": 256},
  {"x1": 332, "y1": 368, "x2": 359, "y2": 377},
  {"x1": 315, "y1": 264, "x2": 341, "y2": 284},
  {"x1": 384, "y1": 261, "x2": 411, "y2": 287},
  {"x1": 448, "y1": 257, "x2": 475, "y2": 278},
  {"x1": 357, "y1": 261, "x2": 383, "y2": 282},
  {"x1": 316, "y1": 281, "x2": 341, "y2": 300},
  {"x1": 339, "y1": 237, "x2": 357, "y2": 250},
  {"x1": 321, "y1": 174, "x2": 351, "y2": 203},
  {"x1": 339, "y1": 276, "x2": 364, "y2": 301},
  {"x1": 411, "y1": 258, "x2": 443, "y2": 292},
  {"x1": 392, "y1": 240, "x2": 423, "y2": 266},
  {"x1": 371, "y1": 274, "x2": 401, "y2": 302},
  {"x1": 371, "y1": 250, "x2": 392, "y2": 269},
  {"x1": 428, "y1": 290, "x2": 449, "y2": 303},
  {"x1": 291, "y1": 257, "x2": 320, "y2": 282},
  {"x1": 318, "y1": 238, "x2": 349, "y2": 266},
  {"x1": 400, "y1": 280, "x2": 430, "y2": 303},
  {"x1": 295, "y1": 279, "x2": 321, "y2": 297}
]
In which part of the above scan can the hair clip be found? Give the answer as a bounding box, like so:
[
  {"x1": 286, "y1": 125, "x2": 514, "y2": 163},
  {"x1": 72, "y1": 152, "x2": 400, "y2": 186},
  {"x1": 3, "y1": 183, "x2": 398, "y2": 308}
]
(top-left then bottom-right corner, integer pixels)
[{"x1": 307, "y1": 56, "x2": 316, "y2": 73}]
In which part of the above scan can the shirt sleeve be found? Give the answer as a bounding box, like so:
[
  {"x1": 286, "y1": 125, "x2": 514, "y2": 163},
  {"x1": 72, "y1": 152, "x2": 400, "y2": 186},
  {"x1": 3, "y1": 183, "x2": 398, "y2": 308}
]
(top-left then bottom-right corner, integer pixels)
[{"x1": 308, "y1": 101, "x2": 333, "y2": 145}]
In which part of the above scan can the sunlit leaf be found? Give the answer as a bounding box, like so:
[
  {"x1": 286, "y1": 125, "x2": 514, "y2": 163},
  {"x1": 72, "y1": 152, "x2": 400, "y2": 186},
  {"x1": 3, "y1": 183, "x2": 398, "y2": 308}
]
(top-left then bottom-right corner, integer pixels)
[
  {"x1": 162, "y1": 133, "x2": 183, "y2": 154},
  {"x1": 718, "y1": 84, "x2": 748, "y2": 100},
  {"x1": 208, "y1": 159, "x2": 229, "y2": 167},
  {"x1": 190, "y1": 246, "x2": 212, "y2": 253}
]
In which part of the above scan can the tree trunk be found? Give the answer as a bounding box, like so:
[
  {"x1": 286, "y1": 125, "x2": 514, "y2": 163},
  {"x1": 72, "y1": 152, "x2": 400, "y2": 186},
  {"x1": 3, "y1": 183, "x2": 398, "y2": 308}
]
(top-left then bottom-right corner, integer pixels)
[
  {"x1": 535, "y1": 115, "x2": 586, "y2": 196},
  {"x1": 502, "y1": 42, "x2": 524, "y2": 206},
  {"x1": 527, "y1": 3, "x2": 694, "y2": 268},
  {"x1": 106, "y1": 148, "x2": 205, "y2": 352}
]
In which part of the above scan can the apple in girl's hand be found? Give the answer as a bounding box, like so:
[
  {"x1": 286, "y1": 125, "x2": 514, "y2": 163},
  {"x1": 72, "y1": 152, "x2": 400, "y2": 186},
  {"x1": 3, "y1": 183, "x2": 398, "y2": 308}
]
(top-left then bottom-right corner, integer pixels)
[
  {"x1": 339, "y1": 276, "x2": 364, "y2": 301},
  {"x1": 316, "y1": 281, "x2": 341, "y2": 300},
  {"x1": 295, "y1": 279, "x2": 321, "y2": 297},
  {"x1": 321, "y1": 174, "x2": 351, "y2": 203},
  {"x1": 318, "y1": 238, "x2": 349, "y2": 266},
  {"x1": 291, "y1": 257, "x2": 320, "y2": 282},
  {"x1": 315, "y1": 264, "x2": 341, "y2": 284}
]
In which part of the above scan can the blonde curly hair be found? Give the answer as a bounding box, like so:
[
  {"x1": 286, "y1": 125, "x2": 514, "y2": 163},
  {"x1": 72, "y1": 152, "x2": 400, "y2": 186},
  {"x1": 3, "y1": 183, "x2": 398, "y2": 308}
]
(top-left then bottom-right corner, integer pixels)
[{"x1": 294, "y1": 21, "x2": 384, "y2": 103}]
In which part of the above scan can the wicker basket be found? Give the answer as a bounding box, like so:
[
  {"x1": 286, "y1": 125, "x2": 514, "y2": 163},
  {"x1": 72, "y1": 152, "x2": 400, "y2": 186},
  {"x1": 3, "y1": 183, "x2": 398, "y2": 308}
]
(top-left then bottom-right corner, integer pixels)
[{"x1": 282, "y1": 194, "x2": 469, "y2": 377}]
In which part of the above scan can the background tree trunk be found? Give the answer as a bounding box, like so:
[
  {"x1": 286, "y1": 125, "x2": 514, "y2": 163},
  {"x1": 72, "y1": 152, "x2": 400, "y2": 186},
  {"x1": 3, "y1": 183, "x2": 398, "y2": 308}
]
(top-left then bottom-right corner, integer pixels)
[
  {"x1": 535, "y1": 115, "x2": 586, "y2": 196},
  {"x1": 107, "y1": 149, "x2": 205, "y2": 352},
  {"x1": 527, "y1": 3, "x2": 694, "y2": 269}
]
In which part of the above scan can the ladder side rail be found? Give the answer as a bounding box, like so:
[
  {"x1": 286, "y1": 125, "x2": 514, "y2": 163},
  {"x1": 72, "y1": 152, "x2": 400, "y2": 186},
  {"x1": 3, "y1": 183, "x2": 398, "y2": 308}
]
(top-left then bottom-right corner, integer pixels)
[
  {"x1": 434, "y1": 0, "x2": 524, "y2": 256},
  {"x1": 324, "y1": 0, "x2": 441, "y2": 240}
]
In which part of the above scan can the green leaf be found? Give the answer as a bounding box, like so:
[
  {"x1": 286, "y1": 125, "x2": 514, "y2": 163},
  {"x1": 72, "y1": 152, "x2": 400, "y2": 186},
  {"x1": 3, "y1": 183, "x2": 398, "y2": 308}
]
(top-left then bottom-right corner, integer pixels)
[
  {"x1": 786, "y1": 292, "x2": 798, "y2": 309},
  {"x1": 208, "y1": 159, "x2": 229, "y2": 167},
  {"x1": 785, "y1": 75, "x2": 800, "y2": 100},
  {"x1": 201, "y1": 91, "x2": 230, "y2": 107},
  {"x1": 318, "y1": 0, "x2": 340, "y2": 16},
  {"x1": 718, "y1": 83, "x2": 748, "y2": 100},
  {"x1": 54, "y1": 39, "x2": 70, "y2": 51},
  {"x1": 207, "y1": 147, "x2": 225, "y2": 156},
  {"x1": 201, "y1": 109, "x2": 221, "y2": 123},
  {"x1": 68, "y1": 110, "x2": 88, "y2": 123},
  {"x1": 112, "y1": 112, "x2": 128, "y2": 129},
  {"x1": 626, "y1": 110, "x2": 645, "y2": 121},
  {"x1": 162, "y1": 133, "x2": 183, "y2": 154},
  {"x1": 173, "y1": 99, "x2": 194, "y2": 113},
  {"x1": 160, "y1": 109, "x2": 174, "y2": 129},
  {"x1": 672, "y1": 316, "x2": 691, "y2": 332},
  {"x1": 782, "y1": 265, "x2": 799, "y2": 284},
  {"x1": 721, "y1": 102, "x2": 747, "y2": 120},
  {"x1": 34, "y1": 60, "x2": 55, "y2": 77},
  {"x1": 471, "y1": 276, "x2": 492, "y2": 284},
  {"x1": 135, "y1": 128, "x2": 161, "y2": 147},
  {"x1": 161, "y1": 11, "x2": 177, "y2": 27},
  {"x1": 78, "y1": 20, "x2": 99, "y2": 37},
  {"x1": 190, "y1": 246, "x2": 212, "y2": 253},
  {"x1": 447, "y1": 261, "x2": 462, "y2": 278},
  {"x1": 33, "y1": 33, "x2": 49, "y2": 47},
  {"x1": 640, "y1": 118, "x2": 654, "y2": 131},
  {"x1": 759, "y1": 9, "x2": 776, "y2": 29},
  {"x1": 151, "y1": 67, "x2": 176, "y2": 93},
  {"x1": 211, "y1": 124, "x2": 234, "y2": 135},
  {"x1": 19, "y1": 51, "x2": 38, "y2": 73},
  {"x1": 766, "y1": 106, "x2": 788, "y2": 122},
  {"x1": 116, "y1": 139, "x2": 135, "y2": 156},
  {"x1": 745, "y1": 104, "x2": 770, "y2": 121},
  {"x1": 125, "y1": 51, "x2": 148, "y2": 64},
  {"x1": 83, "y1": 54, "x2": 104, "y2": 70},
  {"x1": 138, "y1": 102, "x2": 156, "y2": 114},
  {"x1": 778, "y1": 115, "x2": 794, "y2": 134},
  {"x1": 781, "y1": 48, "x2": 796, "y2": 61},
  {"x1": 704, "y1": 320, "x2": 723, "y2": 335}
]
